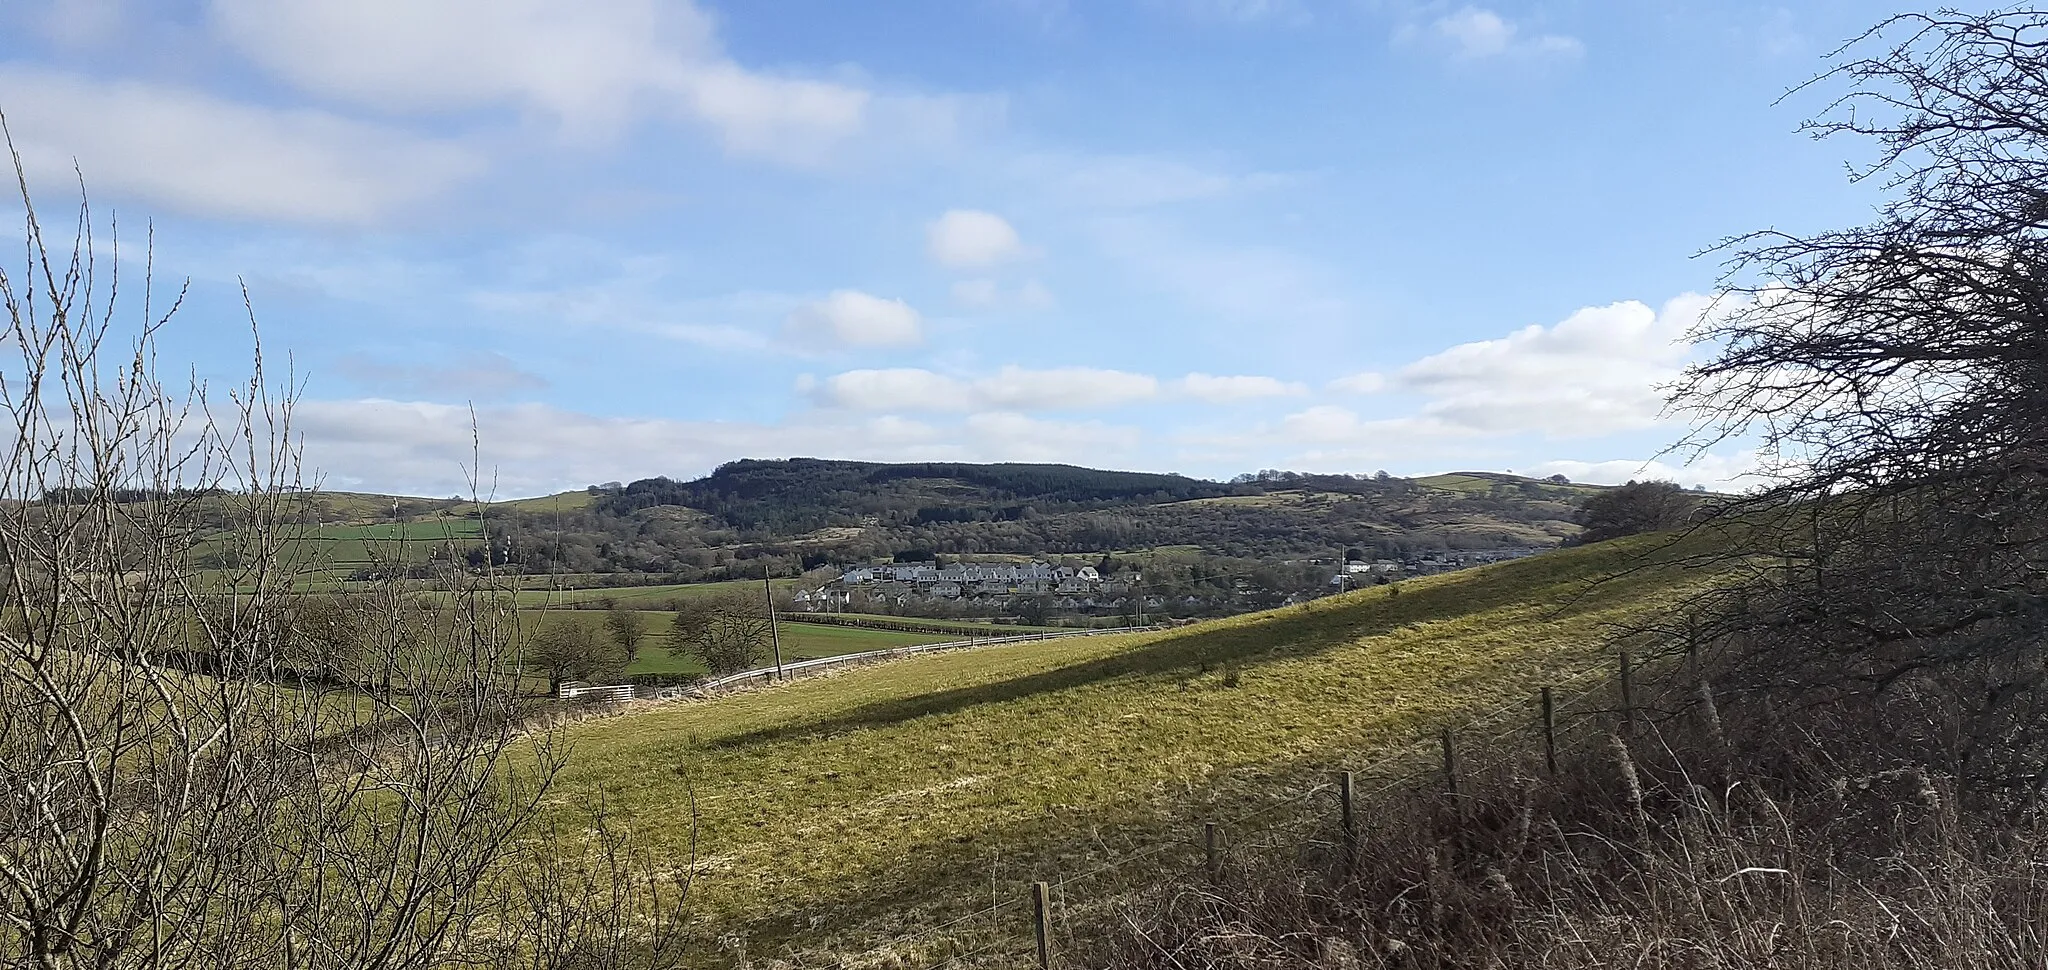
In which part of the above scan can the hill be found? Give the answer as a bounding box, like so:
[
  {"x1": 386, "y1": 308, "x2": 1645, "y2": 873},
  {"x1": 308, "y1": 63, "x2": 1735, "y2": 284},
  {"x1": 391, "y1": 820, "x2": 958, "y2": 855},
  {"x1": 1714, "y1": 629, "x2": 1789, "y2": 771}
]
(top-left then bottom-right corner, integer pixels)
[
  {"x1": 490, "y1": 461, "x2": 1602, "y2": 581},
  {"x1": 543, "y1": 532, "x2": 1716, "y2": 960}
]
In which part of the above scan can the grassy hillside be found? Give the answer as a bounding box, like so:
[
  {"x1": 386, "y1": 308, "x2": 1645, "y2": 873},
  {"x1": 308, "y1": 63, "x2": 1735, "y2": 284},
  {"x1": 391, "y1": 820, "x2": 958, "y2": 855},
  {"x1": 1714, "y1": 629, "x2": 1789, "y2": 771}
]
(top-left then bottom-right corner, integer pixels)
[
  {"x1": 196, "y1": 518, "x2": 487, "y2": 585},
  {"x1": 544, "y1": 533, "x2": 1719, "y2": 957},
  {"x1": 521, "y1": 610, "x2": 955, "y2": 675},
  {"x1": 494, "y1": 490, "x2": 596, "y2": 514},
  {"x1": 510, "y1": 579, "x2": 791, "y2": 609}
]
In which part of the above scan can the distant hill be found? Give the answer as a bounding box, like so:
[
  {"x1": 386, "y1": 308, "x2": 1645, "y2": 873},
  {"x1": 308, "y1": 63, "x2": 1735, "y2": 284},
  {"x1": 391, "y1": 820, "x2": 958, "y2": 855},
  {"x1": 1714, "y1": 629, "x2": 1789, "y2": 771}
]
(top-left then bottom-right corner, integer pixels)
[
  {"x1": 477, "y1": 459, "x2": 1603, "y2": 579},
  {"x1": 598, "y1": 459, "x2": 1240, "y2": 530}
]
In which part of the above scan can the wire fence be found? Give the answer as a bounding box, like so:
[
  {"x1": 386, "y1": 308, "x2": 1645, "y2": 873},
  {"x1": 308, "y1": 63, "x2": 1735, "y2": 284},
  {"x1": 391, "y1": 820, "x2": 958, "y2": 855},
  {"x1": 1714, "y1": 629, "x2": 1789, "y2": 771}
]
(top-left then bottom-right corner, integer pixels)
[
  {"x1": 783, "y1": 637, "x2": 1690, "y2": 970},
  {"x1": 690, "y1": 626, "x2": 1152, "y2": 695}
]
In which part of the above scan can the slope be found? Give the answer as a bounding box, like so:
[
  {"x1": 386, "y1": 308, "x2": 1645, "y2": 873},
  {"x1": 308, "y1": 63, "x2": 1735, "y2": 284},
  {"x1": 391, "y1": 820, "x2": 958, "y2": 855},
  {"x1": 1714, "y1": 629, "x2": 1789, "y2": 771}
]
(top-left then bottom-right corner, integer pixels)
[
  {"x1": 546, "y1": 532, "x2": 1719, "y2": 956},
  {"x1": 502, "y1": 460, "x2": 1601, "y2": 577}
]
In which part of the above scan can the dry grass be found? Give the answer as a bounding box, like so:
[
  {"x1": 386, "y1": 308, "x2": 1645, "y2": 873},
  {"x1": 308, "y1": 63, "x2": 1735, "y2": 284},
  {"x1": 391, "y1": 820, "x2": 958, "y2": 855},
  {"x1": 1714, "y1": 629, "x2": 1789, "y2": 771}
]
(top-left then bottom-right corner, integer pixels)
[
  {"x1": 541, "y1": 534, "x2": 1724, "y2": 957},
  {"x1": 1080, "y1": 649, "x2": 2048, "y2": 969}
]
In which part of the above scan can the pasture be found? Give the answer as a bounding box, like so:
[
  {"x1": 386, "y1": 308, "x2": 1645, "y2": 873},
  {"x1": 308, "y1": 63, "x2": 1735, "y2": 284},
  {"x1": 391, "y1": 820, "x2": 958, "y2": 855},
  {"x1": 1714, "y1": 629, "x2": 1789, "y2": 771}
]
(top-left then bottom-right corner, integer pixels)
[
  {"x1": 542, "y1": 534, "x2": 1720, "y2": 954},
  {"x1": 518, "y1": 610, "x2": 955, "y2": 676}
]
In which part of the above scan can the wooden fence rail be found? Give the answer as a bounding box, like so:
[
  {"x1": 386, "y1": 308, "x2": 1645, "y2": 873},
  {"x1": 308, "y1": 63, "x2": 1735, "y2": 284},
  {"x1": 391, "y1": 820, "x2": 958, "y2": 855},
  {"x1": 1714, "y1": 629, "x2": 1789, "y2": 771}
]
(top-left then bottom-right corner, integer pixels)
[{"x1": 951, "y1": 645, "x2": 1682, "y2": 970}]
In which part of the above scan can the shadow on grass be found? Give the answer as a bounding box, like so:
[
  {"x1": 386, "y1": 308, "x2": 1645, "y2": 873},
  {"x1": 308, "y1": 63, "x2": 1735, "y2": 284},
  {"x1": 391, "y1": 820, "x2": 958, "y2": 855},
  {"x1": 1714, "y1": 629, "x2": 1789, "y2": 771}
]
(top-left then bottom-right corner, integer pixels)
[
  {"x1": 717, "y1": 659, "x2": 1619, "y2": 953},
  {"x1": 708, "y1": 541, "x2": 1673, "y2": 752}
]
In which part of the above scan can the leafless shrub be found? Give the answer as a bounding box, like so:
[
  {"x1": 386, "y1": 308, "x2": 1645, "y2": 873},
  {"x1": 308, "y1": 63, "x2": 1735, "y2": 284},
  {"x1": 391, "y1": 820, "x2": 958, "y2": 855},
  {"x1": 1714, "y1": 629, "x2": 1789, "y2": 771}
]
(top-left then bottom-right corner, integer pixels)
[
  {"x1": 1085, "y1": 667, "x2": 2048, "y2": 969},
  {"x1": 1664, "y1": 6, "x2": 2048, "y2": 793},
  {"x1": 0, "y1": 136, "x2": 685, "y2": 967},
  {"x1": 668, "y1": 590, "x2": 771, "y2": 676},
  {"x1": 486, "y1": 791, "x2": 697, "y2": 970}
]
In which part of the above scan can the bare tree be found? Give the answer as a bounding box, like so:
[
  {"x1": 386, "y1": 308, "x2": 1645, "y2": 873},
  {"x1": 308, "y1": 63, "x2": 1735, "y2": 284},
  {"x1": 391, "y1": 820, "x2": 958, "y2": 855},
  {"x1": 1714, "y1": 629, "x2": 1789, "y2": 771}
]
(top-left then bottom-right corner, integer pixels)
[
  {"x1": 488, "y1": 792, "x2": 697, "y2": 970},
  {"x1": 526, "y1": 617, "x2": 628, "y2": 694},
  {"x1": 603, "y1": 601, "x2": 645, "y2": 661},
  {"x1": 668, "y1": 592, "x2": 769, "y2": 676},
  {"x1": 0, "y1": 140, "x2": 703, "y2": 967},
  {"x1": 1671, "y1": 8, "x2": 2048, "y2": 792},
  {"x1": 1573, "y1": 481, "x2": 1698, "y2": 544}
]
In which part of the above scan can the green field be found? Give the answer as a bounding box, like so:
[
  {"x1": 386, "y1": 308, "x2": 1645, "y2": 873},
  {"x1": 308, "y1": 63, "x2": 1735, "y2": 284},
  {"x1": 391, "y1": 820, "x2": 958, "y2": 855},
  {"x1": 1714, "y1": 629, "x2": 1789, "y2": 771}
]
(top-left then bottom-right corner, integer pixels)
[
  {"x1": 1413, "y1": 470, "x2": 1601, "y2": 499},
  {"x1": 543, "y1": 533, "x2": 1720, "y2": 957},
  {"x1": 510, "y1": 579, "x2": 794, "y2": 609},
  {"x1": 290, "y1": 520, "x2": 483, "y2": 575},
  {"x1": 521, "y1": 610, "x2": 955, "y2": 675},
  {"x1": 493, "y1": 490, "x2": 596, "y2": 513},
  {"x1": 801, "y1": 613, "x2": 1069, "y2": 635},
  {"x1": 193, "y1": 518, "x2": 487, "y2": 585},
  {"x1": 1411, "y1": 472, "x2": 1506, "y2": 494}
]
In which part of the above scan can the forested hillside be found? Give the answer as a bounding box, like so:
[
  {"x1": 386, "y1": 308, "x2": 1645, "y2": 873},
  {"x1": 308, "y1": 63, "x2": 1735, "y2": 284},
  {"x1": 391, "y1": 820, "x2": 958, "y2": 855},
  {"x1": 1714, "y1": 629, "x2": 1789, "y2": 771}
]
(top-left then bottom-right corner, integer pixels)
[{"x1": 492, "y1": 460, "x2": 1601, "y2": 578}]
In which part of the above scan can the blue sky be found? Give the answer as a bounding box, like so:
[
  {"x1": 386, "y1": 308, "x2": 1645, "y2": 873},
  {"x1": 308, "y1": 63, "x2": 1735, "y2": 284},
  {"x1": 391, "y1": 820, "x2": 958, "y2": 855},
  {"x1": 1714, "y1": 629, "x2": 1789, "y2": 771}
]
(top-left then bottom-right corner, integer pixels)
[{"x1": 0, "y1": 0, "x2": 1915, "y2": 497}]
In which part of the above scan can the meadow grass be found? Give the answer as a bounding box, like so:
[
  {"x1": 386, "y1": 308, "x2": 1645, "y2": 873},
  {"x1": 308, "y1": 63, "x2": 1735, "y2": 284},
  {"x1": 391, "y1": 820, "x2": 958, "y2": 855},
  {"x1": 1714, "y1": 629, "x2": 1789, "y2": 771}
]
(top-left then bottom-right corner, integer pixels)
[
  {"x1": 1166, "y1": 492, "x2": 1329, "y2": 508},
  {"x1": 493, "y1": 490, "x2": 596, "y2": 514},
  {"x1": 800, "y1": 613, "x2": 1066, "y2": 635},
  {"x1": 518, "y1": 611, "x2": 954, "y2": 675},
  {"x1": 1408, "y1": 472, "x2": 1500, "y2": 493},
  {"x1": 258, "y1": 519, "x2": 486, "y2": 581},
  {"x1": 510, "y1": 579, "x2": 792, "y2": 609},
  {"x1": 546, "y1": 535, "x2": 1721, "y2": 952}
]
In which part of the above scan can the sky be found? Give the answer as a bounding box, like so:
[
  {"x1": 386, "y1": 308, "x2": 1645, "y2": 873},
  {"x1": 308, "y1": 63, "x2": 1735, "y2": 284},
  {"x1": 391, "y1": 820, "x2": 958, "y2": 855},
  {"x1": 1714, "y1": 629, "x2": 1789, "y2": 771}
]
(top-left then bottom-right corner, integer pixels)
[{"x1": 0, "y1": 0, "x2": 1924, "y2": 498}]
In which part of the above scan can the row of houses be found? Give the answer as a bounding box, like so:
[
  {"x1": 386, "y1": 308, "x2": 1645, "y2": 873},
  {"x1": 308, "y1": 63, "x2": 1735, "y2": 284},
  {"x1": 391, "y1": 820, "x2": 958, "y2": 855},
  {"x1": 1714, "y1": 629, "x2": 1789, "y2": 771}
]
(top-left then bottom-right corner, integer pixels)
[
  {"x1": 1326, "y1": 548, "x2": 1542, "y2": 586},
  {"x1": 833, "y1": 560, "x2": 1107, "y2": 599},
  {"x1": 794, "y1": 587, "x2": 1162, "y2": 613}
]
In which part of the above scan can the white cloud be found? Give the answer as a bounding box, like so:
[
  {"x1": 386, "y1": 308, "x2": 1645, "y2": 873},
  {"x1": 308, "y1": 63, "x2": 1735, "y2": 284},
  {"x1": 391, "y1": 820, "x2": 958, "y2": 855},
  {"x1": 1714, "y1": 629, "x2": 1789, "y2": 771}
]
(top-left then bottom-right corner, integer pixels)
[
  {"x1": 1328, "y1": 372, "x2": 1386, "y2": 394},
  {"x1": 813, "y1": 365, "x2": 1159, "y2": 412},
  {"x1": 927, "y1": 209, "x2": 1029, "y2": 268},
  {"x1": 1528, "y1": 451, "x2": 1765, "y2": 493},
  {"x1": 785, "y1": 290, "x2": 924, "y2": 347},
  {"x1": 293, "y1": 398, "x2": 1139, "y2": 496},
  {"x1": 978, "y1": 365, "x2": 1157, "y2": 410},
  {"x1": 1188, "y1": 293, "x2": 1720, "y2": 473},
  {"x1": 0, "y1": 66, "x2": 481, "y2": 224},
  {"x1": 951, "y1": 278, "x2": 1055, "y2": 310},
  {"x1": 1277, "y1": 405, "x2": 1368, "y2": 442},
  {"x1": 1178, "y1": 373, "x2": 1307, "y2": 402},
  {"x1": 208, "y1": 0, "x2": 973, "y2": 165},
  {"x1": 1425, "y1": 7, "x2": 1583, "y2": 62},
  {"x1": 210, "y1": 0, "x2": 714, "y2": 128},
  {"x1": 1391, "y1": 293, "x2": 1714, "y2": 437},
  {"x1": 809, "y1": 368, "x2": 967, "y2": 410}
]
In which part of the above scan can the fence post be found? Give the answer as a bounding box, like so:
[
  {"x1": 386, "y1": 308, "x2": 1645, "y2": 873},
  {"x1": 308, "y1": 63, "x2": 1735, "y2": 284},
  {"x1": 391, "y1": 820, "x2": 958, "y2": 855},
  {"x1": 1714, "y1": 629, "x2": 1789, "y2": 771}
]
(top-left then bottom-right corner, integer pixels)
[
  {"x1": 1618, "y1": 650, "x2": 1636, "y2": 737},
  {"x1": 1440, "y1": 727, "x2": 1459, "y2": 798},
  {"x1": 1032, "y1": 882, "x2": 1052, "y2": 970},
  {"x1": 1685, "y1": 613, "x2": 1701, "y2": 682},
  {"x1": 1204, "y1": 822, "x2": 1221, "y2": 884},
  {"x1": 1540, "y1": 686, "x2": 1558, "y2": 776},
  {"x1": 1338, "y1": 770, "x2": 1357, "y2": 870}
]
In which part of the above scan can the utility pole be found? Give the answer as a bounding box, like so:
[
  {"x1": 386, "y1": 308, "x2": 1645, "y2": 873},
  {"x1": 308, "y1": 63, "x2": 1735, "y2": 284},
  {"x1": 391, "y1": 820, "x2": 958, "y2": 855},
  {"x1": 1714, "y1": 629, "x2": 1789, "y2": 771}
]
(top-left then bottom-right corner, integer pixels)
[
  {"x1": 764, "y1": 566, "x2": 784, "y2": 681},
  {"x1": 1134, "y1": 571, "x2": 1144, "y2": 626}
]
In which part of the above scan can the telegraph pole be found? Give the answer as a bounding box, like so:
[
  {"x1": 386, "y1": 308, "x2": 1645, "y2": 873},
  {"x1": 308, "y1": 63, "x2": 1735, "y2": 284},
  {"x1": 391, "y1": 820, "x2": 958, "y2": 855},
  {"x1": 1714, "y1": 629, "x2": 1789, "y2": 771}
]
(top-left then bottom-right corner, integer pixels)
[{"x1": 764, "y1": 566, "x2": 784, "y2": 680}]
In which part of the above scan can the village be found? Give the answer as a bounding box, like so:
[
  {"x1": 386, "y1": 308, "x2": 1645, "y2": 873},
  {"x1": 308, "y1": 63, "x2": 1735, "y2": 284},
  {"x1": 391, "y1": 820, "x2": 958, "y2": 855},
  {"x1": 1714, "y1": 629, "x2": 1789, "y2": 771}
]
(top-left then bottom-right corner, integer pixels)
[
  {"x1": 790, "y1": 548, "x2": 1545, "y2": 619},
  {"x1": 794, "y1": 560, "x2": 1120, "y2": 614}
]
